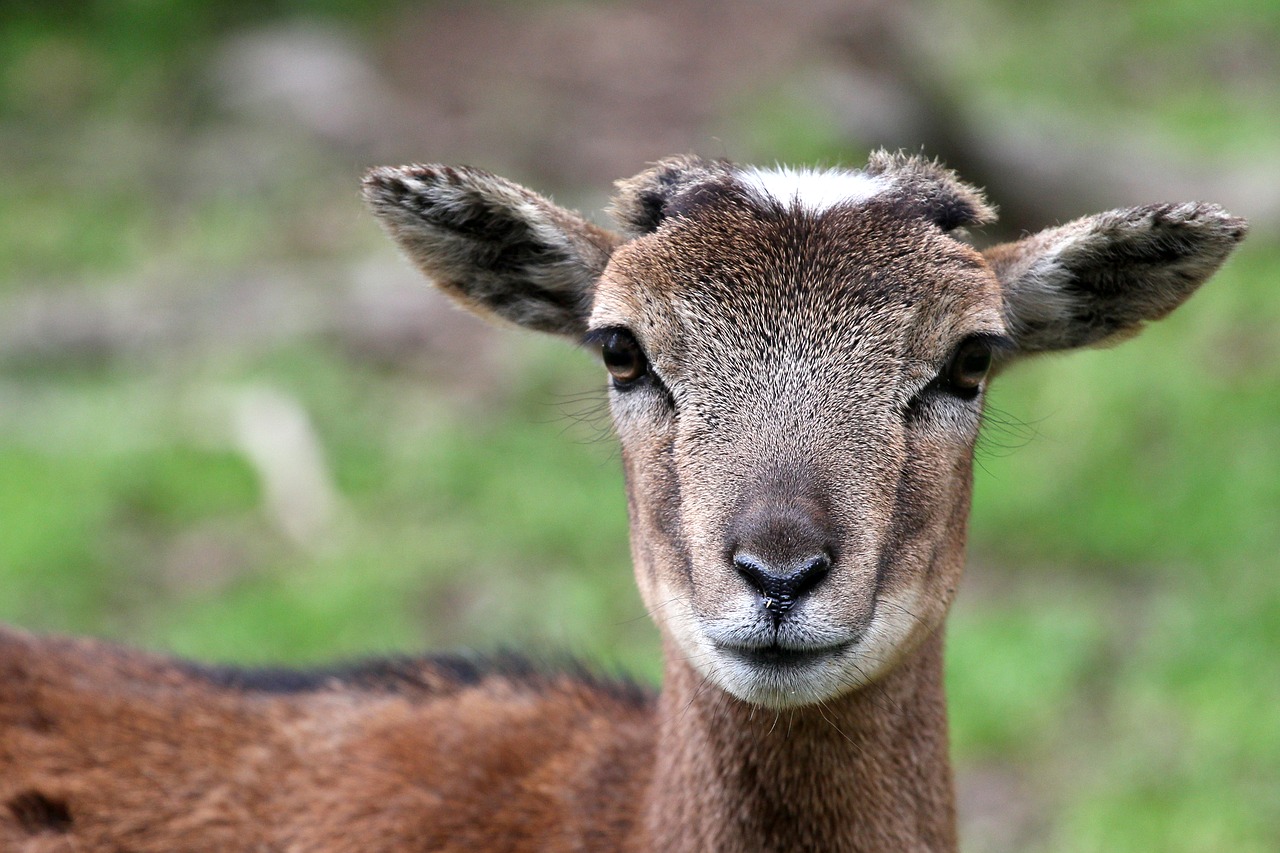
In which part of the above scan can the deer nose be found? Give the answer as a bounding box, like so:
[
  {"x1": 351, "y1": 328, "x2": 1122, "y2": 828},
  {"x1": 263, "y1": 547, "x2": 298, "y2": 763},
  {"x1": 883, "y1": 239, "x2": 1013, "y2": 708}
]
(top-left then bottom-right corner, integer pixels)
[
  {"x1": 728, "y1": 489, "x2": 836, "y2": 617},
  {"x1": 733, "y1": 552, "x2": 831, "y2": 616}
]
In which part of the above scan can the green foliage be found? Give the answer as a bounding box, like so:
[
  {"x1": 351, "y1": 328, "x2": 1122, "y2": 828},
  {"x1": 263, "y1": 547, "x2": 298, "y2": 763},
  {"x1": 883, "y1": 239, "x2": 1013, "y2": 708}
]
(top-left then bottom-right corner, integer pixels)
[{"x1": 942, "y1": 0, "x2": 1280, "y2": 153}]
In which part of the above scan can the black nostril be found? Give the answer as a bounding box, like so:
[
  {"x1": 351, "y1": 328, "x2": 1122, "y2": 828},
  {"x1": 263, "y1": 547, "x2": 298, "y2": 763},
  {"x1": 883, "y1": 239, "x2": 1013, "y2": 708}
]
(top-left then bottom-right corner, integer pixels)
[
  {"x1": 791, "y1": 554, "x2": 831, "y2": 597},
  {"x1": 733, "y1": 553, "x2": 831, "y2": 614}
]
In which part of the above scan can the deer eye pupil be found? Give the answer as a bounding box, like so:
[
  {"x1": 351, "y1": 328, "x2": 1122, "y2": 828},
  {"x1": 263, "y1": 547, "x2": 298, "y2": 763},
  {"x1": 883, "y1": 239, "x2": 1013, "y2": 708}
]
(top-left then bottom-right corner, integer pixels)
[
  {"x1": 601, "y1": 330, "x2": 648, "y2": 386},
  {"x1": 946, "y1": 339, "x2": 993, "y2": 392}
]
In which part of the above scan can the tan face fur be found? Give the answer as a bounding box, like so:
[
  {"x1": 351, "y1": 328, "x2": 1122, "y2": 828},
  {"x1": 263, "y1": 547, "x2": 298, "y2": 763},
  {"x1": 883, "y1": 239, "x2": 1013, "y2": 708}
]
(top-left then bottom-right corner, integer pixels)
[{"x1": 592, "y1": 182, "x2": 1006, "y2": 707}]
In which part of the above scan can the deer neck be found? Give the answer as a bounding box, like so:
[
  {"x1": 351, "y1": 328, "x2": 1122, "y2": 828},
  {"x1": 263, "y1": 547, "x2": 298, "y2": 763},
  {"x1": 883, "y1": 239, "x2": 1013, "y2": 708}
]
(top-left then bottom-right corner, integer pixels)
[{"x1": 641, "y1": 630, "x2": 957, "y2": 853}]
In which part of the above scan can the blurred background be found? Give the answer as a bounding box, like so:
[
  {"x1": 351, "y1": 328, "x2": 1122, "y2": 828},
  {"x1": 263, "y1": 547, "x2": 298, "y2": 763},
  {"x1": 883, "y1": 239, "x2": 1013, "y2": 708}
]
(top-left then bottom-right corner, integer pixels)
[{"x1": 1, "y1": 1, "x2": 1276, "y2": 850}]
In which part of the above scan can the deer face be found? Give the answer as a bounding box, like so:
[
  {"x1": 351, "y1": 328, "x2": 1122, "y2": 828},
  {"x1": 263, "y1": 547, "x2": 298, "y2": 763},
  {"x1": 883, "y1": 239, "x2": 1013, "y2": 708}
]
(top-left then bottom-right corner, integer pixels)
[
  {"x1": 592, "y1": 178, "x2": 1007, "y2": 707},
  {"x1": 363, "y1": 152, "x2": 1245, "y2": 710}
]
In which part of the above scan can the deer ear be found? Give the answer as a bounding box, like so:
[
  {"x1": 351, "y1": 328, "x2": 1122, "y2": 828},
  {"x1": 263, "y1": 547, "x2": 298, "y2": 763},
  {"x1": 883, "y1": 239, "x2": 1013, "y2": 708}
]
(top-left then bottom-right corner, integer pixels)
[
  {"x1": 986, "y1": 203, "x2": 1247, "y2": 354},
  {"x1": 363, "y1": 165, "x2": 620, "y2": 337},
  {"x1": 864, "y1": 150, "x2": 996, "y2": 232},
  {"x1": 610, "y1": 155, "x2": 730, "y2": 236}
]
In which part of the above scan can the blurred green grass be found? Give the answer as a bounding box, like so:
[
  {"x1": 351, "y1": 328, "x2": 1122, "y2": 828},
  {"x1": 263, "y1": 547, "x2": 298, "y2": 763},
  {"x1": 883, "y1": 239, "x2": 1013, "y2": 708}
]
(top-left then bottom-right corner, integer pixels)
[{"x1": 0, "y1": 2, "x2": 1276, "y2": 851}]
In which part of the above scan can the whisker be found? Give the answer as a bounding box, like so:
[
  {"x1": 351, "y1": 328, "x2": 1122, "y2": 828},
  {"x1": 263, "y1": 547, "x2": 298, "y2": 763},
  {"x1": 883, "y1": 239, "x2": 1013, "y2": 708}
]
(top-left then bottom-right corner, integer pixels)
[
  {"x1": 534, "y1": 386, "x2": 617, "y2": 447},
  {"x1": 815, "y1": 699, "x2": 858, "y2": 749},
  {"x1": 976, "y1": 401, "x2": 1044, "y2": 461}
]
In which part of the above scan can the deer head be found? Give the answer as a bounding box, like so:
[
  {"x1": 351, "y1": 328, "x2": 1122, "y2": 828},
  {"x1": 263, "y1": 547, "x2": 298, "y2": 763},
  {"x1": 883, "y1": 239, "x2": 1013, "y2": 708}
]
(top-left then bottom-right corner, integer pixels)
[{"x1": 363, "y1": 153, "x2": 1245, "y2": 710}]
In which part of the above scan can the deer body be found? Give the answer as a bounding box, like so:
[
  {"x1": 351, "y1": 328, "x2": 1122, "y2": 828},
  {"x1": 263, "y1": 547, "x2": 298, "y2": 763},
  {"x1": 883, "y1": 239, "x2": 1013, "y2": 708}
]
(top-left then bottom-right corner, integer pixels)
[{"x1": 0, "y1": 153, "x2": 1246, "y2": 852}]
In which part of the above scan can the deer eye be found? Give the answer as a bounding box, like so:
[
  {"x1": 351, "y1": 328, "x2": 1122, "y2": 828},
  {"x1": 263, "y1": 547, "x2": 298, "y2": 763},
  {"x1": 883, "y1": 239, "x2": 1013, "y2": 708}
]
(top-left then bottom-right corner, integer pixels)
[
  {"x1": 943, "y1": 337, "x2": 993, "y2": 396},
  {"x1": 599, "y1": 329, "x2": 649, "y2": 387}
]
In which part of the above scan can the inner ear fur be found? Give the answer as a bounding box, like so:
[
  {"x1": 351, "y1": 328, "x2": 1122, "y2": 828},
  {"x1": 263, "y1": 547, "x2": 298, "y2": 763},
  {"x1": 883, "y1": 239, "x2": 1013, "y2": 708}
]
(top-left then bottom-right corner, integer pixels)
[
  {"x1": 363, "y1": 164, "x2": 619, "y2": 337},
  {"x1": 985, "y1": 202, "x2": 1248, "y2": 355}
]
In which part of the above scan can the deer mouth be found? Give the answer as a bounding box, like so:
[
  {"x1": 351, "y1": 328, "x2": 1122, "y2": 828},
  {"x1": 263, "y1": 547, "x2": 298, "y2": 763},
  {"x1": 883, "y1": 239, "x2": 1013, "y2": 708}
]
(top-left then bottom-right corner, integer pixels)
[
  {"x1": 714, "y1": 639, "x2": 854, "y2": 669},
  {"x1": 704, "y1": 637, "x2": 865, "y2": 707}
]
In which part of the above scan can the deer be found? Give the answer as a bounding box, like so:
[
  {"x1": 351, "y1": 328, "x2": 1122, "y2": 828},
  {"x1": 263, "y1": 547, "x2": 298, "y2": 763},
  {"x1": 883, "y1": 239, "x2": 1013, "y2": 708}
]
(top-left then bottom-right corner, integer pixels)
[{"x1": 0, "y1": 151, "x2": 1246, "y2": 852}]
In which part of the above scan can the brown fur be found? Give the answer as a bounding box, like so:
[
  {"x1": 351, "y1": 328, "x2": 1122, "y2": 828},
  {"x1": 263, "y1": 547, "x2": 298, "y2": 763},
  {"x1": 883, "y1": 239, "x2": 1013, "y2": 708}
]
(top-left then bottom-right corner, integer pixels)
[
  {"x1": 0, "y1": 152, "x2": 1247, "y2": 852},
  {"x1": 1, "y1": 627, "x2": 653, "y2": 852}
]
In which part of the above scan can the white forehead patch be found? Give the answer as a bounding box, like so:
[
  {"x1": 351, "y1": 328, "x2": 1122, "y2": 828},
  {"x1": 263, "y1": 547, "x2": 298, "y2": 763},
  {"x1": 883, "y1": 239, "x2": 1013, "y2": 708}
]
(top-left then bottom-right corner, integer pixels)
[{"x1": 735, "y1": 166, "x2": 887, "y2": 214}]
